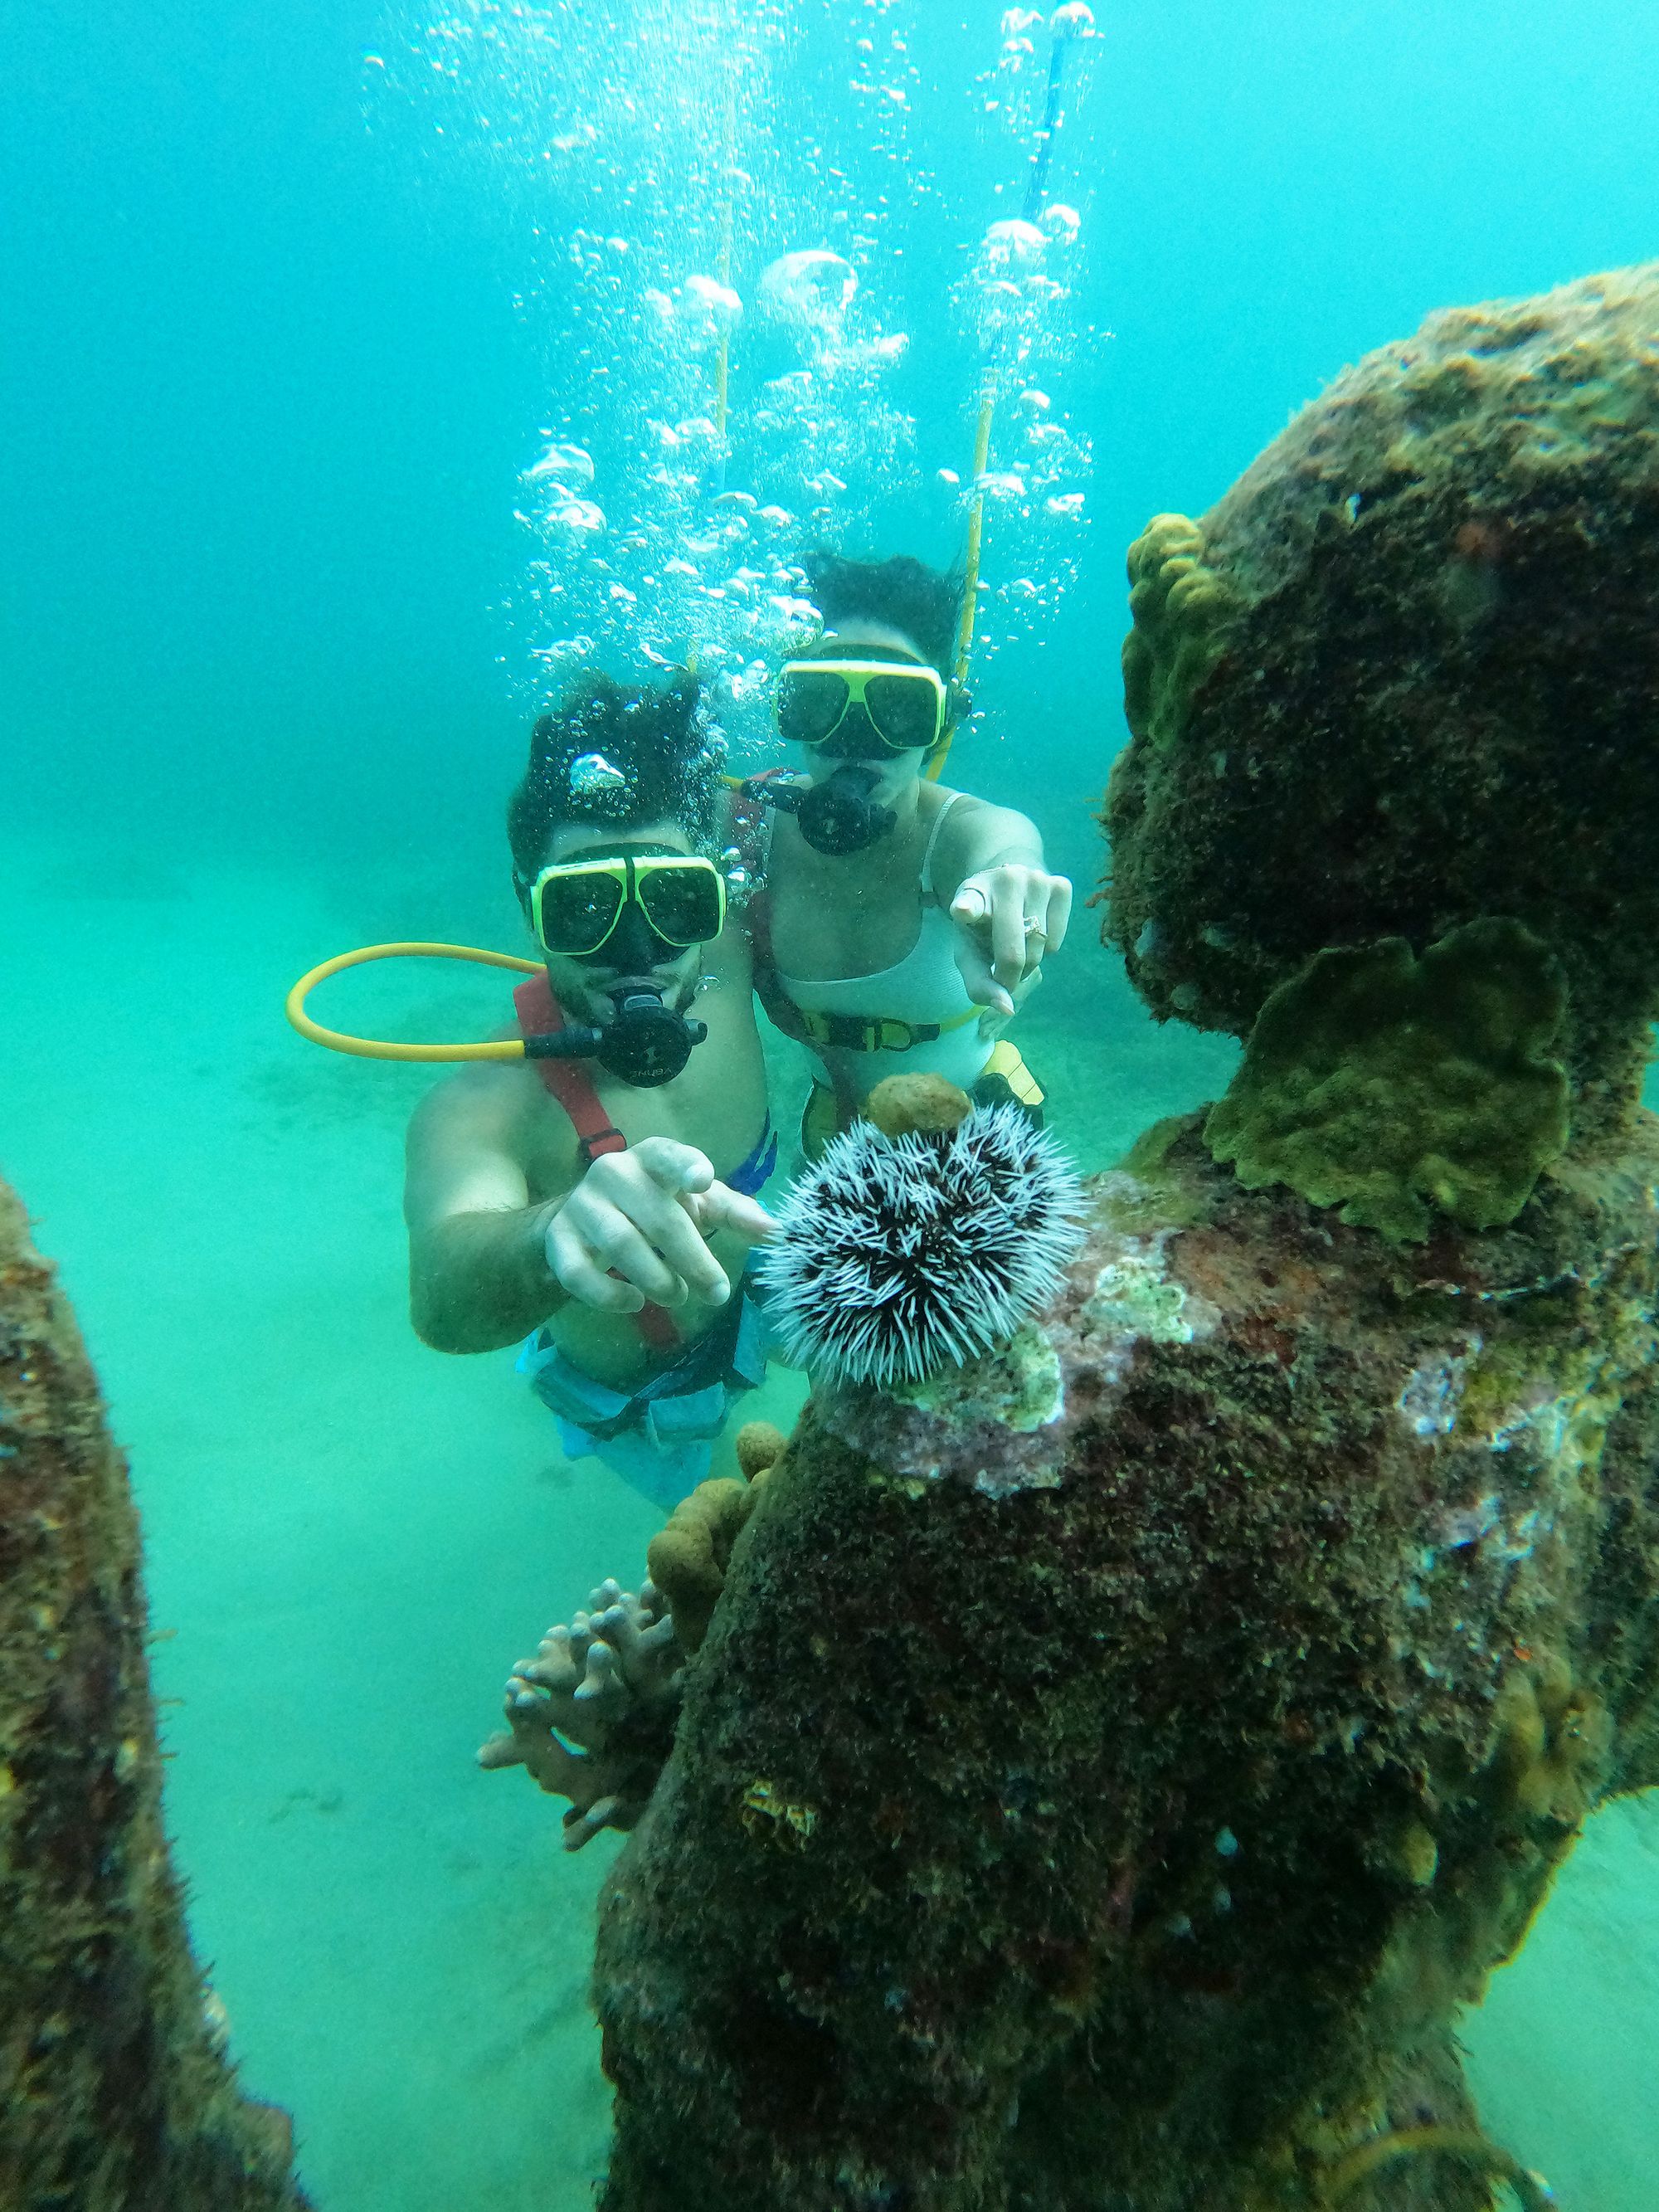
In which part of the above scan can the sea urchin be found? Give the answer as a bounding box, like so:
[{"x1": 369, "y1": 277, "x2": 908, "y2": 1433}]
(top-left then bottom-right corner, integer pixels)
[{"x1": 759, "y1": 1102, "x2": 1087, "y2": 1387}]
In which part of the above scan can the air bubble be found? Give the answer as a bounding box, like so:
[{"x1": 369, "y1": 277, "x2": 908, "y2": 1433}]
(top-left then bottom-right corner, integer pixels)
[
  {"x1": 1052, "y1": 2, "x2": 1096, "y2": 34},
  {"x1": 524, "y1": 441, "x2": 596, "y2": 486},
  {"x1": 981, "y1": 218, "x2": 1047, "y2": 273},
  {"x1": 758, "y1": 248, "x2": 858, "y2": 331},
  {"x1": 549, "y1": 499, "x2": 606, "y2": 534}
]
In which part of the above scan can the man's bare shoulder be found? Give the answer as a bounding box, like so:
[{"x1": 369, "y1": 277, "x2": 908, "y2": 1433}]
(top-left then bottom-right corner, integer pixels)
[{"x1": 405, "y1": 1055, "x2": 574, "y2": 1186}]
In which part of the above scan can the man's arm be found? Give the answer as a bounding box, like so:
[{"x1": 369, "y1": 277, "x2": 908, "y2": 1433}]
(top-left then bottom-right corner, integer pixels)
[
  {"x1": 404, "y1": 1069, "x2": 776, "y2": 1357},
  {"x1": 932, "y1": 795, "x2": 1074, "y2": 1016},
  {"x1": 405, "y1": 1068, "x2": 567, "y2": 1355}
]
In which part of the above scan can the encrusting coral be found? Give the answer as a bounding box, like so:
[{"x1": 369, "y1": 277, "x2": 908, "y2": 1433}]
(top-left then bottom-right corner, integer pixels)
[
  {"x1": 647, "y1": 1476, "x2": 764, "y2": 1654},
  {"x1": 0, "y1": 1172, "x2": 309, "y2": 2210},
  {"x1": 1204, "y1": 918, "x2": 1570, "y2": 1241},
  {"x1": 581, "y1": 267, "x2": 1659, "y2": 2212}
]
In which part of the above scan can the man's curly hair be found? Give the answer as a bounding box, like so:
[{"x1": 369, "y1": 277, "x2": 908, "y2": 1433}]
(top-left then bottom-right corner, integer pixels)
[{"x1": 507, "y1": 670, "x2": 718, "y2": 902}]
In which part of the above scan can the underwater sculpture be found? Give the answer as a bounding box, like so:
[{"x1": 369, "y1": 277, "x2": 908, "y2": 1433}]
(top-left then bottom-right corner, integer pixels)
[
  {"x1": 508, "y1": 264, "x2": 1659, "y2": 2211},
  {"x1": 0, "y1": 1175, "x2": 309, "y2": 2211}
]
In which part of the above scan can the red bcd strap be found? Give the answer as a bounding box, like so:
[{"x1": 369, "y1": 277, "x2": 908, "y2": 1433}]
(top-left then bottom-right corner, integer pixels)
[{"x1": 513, "y1": 973, "x2": 679, "y2": 1350}]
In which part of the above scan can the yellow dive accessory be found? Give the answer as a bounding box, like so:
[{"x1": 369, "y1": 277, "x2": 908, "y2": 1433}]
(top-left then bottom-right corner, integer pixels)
[
  {"x1": 530, "y1": 852, "x2": 727, "y2": 958},
  {"x1": 286, "y1": 943, "x2": 541, "y2": 1063},
  {"x1": 794, "y1": 1002, "x2": 982, "y2": 1055},
  {"x1": 776, "y1": 659, "x2": 951, "y2": 754},
  {"x1": 927, "y1": 7, "x2": 1093, "y2": 783}
]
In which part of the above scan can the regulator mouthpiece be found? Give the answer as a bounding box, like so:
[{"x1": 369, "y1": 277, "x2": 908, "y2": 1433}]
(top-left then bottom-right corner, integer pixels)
[
  {"x1": 744, "y1": 763, "x2": 897, "y2": 856},
  {"x1": 524, "y1": 982, "x2": 708, "y2": 1089}
]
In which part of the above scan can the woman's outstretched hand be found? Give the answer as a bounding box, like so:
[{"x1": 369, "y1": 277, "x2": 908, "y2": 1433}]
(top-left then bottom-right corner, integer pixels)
[{"x1": 950, "y1": 863, "x2": 1073, "y2": 1017}]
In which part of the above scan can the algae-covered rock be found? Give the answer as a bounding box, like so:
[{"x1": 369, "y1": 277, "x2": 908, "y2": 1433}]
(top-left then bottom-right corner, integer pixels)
[
  {"x1": 1103, "y1": 261, "x2": 1659, "y2": 1132},
  {"x1": 0, "y1": 1175, "x2": 309, "y2": 2211},
  {"x1": 1204, "y1": 917, "x2": 1569, "y2": 1240},
  {"x1": 591, "y1": 1123, "x2": 1659, "y2": 2210},
  {"x1": 572, "y1": 268, "x2": 1659, "y2": 2212}
]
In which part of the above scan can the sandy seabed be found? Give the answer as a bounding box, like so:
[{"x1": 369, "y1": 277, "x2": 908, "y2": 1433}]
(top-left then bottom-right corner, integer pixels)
[{"x1": 2, "y1": 845, "x2": 1655, "y2": 2210}]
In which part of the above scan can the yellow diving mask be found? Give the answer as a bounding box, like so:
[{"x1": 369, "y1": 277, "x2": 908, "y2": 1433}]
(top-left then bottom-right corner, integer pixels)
[
  {"x1": 529, "y1": 850, "x2": 727, "y2": 960},
  {"x1": 775, "y1": 658, "x2": 955, "y2": 755}
]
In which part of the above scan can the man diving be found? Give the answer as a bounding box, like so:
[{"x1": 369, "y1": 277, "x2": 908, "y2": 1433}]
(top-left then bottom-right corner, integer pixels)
[
  {"x1": 747, "y1": 551, "x2": 1073, "y2": 1151},
  {"x1": 403, "y1": 671, "x2": 775, "y2": 1508}
]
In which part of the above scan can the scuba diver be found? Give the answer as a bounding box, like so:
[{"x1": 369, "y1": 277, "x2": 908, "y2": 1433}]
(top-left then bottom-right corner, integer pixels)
[
  {"x1": 746, "y1": 551, "x2": 1072, "y2": 1152},
  {"x1": 402, "y1": 671, "x2": 775, "y2": 1508}
]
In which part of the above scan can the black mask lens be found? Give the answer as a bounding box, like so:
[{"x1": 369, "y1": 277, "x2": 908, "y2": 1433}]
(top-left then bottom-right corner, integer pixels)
[
  {"x1": 535, "y1": 865, "x2": 625, "y2": 956},
  {"x1": 636, "y1": 863, "x2": 722, "y2": 946},
  {"x1": 864, "y1": 673, "x2": 942, "y2": 750},
  {"x1": 776, "y1": 668, "x2": 849, "y2": 746}
]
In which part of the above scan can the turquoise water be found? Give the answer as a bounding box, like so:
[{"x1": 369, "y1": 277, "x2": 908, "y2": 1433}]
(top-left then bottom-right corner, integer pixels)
[{"x1": 4, "y1": 2, "x2": 1658, "y2": 2203}]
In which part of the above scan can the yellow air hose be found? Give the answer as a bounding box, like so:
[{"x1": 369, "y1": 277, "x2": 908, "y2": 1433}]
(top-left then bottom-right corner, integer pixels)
[
  {"x1": 927, "y1": 373, "x2": 998, "y2": 784},
  {"x1": 285, "y1": 943, "x2": 541, "y2": 1063},
  {"x1": 928, "y1": 10, "x2": 1090, "y2": 783}
]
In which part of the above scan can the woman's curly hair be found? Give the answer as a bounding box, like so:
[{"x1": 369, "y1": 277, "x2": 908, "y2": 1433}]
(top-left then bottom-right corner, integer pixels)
[{"x1": 804, "y1": 551, "x2": 964, "y2": 673}]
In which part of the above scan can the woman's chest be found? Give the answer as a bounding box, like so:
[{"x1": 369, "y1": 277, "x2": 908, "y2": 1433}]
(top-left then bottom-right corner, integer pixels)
[{"x1": 770, "y1": 862, "x2": 926, "y2": 982}]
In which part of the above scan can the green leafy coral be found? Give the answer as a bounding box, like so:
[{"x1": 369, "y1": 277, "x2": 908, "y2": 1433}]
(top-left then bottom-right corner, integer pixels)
[{"x1": 1204, "y1": 917, "x2": 1569, "y2": 1241}]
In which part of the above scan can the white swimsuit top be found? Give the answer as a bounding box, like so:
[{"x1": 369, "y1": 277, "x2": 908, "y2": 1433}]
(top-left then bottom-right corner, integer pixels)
[{"x1": 773, "y1": 792, "x2": 993, "y2": 1096}]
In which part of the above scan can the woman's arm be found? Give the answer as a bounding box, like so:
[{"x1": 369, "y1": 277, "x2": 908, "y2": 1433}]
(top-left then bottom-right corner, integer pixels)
[{"x1": 932, "y1": 794, "x2": 1074, "y2": 1016}]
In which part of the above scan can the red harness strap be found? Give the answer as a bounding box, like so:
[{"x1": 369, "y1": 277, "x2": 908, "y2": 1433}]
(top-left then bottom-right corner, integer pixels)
[{"x1": 513, "y1": 973, "x2": 678, "y2": 1351}]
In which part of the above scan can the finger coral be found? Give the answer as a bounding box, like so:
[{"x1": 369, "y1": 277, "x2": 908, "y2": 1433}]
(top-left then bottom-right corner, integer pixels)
[
  {"x1": 759, "y1": 1102, "x2": 1087, "y2": 1387},
  {"x1": 478, "y1": 1579, "x2": 684, "y2": 1849},
  {"x1": 483, "y1": 1462, "x2": 781, "y2": 1844}
]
